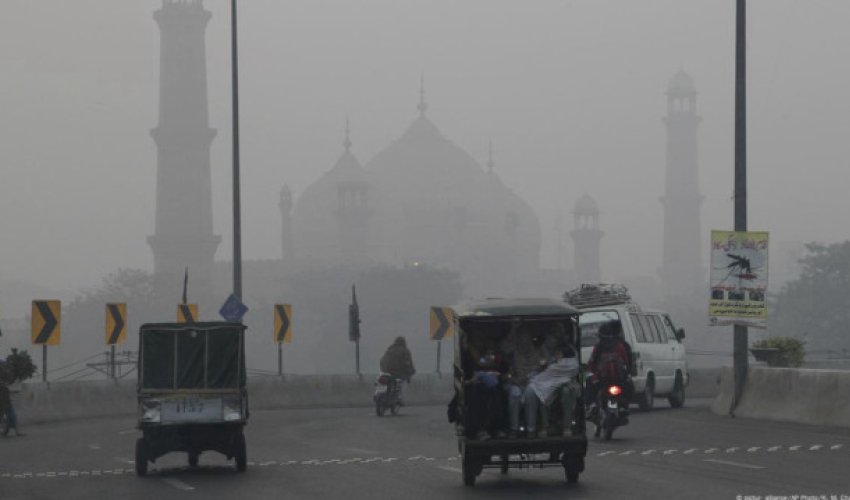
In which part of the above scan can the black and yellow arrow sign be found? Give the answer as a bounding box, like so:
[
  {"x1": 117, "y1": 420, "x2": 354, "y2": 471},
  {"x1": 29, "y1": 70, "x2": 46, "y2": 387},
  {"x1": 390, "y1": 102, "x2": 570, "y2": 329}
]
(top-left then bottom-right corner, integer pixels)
[
  {"x1": 429, "y1": 306, "x2": 454, "y2": 341},
  {"x1": 32, "y1": 300, "x2": 61, "y2": 345},
  {"x1": 274, "y1": 304, "x2": 292, "y2": 344},
  {"x1": 177, "y1": 303, "x2": 198, "y2": 324},
  {"x1": 105, "y1": 303, "x2": 127, "y2": 345}
]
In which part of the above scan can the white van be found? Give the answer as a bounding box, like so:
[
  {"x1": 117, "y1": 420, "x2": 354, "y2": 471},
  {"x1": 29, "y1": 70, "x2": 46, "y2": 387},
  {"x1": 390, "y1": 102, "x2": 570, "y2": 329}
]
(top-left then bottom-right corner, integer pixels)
[{"x1": 566, "y1": 285, "x2": 688, "y2": 410}]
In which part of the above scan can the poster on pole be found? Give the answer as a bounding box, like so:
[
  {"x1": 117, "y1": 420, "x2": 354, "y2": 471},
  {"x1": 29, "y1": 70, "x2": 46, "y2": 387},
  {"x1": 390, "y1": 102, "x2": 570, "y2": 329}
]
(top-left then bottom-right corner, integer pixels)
[{"x1": 708, "y1": 230, "x2": 769, "y2": 328}]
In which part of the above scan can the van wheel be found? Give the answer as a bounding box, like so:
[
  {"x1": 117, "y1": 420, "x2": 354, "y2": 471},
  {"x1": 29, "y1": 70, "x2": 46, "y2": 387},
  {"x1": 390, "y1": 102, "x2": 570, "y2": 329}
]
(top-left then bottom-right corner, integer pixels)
[
  {"x1": 668, "y1": 372, "x2": 686, "y2": 408},
  {"x1": 135, "y1": 438, "x2": 148, "y2": 477},
  {"x1": 638, "y1": 377, "x2": 655, "y2": 411}
]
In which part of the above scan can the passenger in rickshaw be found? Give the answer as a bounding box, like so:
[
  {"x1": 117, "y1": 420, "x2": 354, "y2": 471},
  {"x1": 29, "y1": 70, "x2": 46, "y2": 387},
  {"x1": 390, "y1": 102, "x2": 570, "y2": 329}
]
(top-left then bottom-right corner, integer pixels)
[
  {"x1": 461, "y1": 332, "x2": 508, "y2": 440},
  {"x1": 530, "y1": 324, "x2": 581, "y2": 437},
  {"x1": 500, "y1": 323, "x2": 548, "y2": 438}
]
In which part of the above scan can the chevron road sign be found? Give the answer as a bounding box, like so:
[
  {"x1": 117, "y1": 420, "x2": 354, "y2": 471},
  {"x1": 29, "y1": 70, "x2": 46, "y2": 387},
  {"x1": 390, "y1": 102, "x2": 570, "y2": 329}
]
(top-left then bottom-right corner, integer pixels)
[
  {"x1": 31, "y1": 300, "x2": 61, "y2": 345},
  {"x1": 177, "y1": 303, "x2": 198, "y2": 323},
  {"x1": 275, "y1": 304, "x2": 292, "y2": 344},
  {"x1": 429, "y1": 306, "x2": 454, "y2": 341},
  {"x1": 105, "y1": 303, "x2": 127, "y2": 345}
]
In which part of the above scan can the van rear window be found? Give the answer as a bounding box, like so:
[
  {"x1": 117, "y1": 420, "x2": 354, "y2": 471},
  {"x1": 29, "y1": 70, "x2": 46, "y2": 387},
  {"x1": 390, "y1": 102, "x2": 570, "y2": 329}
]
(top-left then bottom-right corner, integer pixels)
[{"x1": 578, "y1": 310, "x2": 622, "y2": 347}]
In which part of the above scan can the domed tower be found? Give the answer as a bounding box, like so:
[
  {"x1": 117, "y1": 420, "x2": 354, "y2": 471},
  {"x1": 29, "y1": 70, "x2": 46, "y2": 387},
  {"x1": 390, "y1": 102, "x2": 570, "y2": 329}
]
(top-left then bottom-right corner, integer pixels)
[
  {"x1": 334, "y1": 120, "x2": 372, "y2": 267},
  {"x1": 147, "y1": 0, "x2": 221, "y2": 306},
  {"x1": 660, "y1": 70, "x2": 704, "y2": 303},
  {"x1": 278, "y1": 184, "x2": 293, "y2": 263},
  {"x1": 570, "y1": 194, "x2": 603, "y2": 284}
]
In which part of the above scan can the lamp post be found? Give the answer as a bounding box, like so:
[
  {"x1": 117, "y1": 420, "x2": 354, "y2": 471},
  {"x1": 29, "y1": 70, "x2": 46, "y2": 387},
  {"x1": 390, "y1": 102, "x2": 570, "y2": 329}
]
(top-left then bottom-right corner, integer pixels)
[
  {"x1": 732, "y1": 0, "x2": 748, "y2": 413},
  {"x1": 230, "y1": 0, "x2": 243, "y2": 299}
]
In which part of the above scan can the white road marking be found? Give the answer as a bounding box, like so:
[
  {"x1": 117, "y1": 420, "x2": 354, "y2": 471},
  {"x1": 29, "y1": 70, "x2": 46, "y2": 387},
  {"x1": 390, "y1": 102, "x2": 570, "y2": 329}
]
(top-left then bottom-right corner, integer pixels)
[
  {"x1": 597, "y1": 451, "x2": 616, "y2": 457},
  {"x1": 831, "y1": 444, "x2": 844, "y2": 450},
  {"x1": 683, "y1": 449, "x2": 698, "y2": 455},
  {"x1": 747, "y1": 447, "x2": 760, "y2": 453},
  {"x1": 620, "y1": 450, "x2": 636, "y2": 456},
  {"x1": 662, "y1": 450, "x2": 677, "y2": 455},
  {"x1": 768, "y1": 446, "x2": 782, "y2": 452},
  {"x1": 437, "y1": 465, "x2": 462, "y2": 474},
  {"x1": 809, "y1": 444, "x2": 823, "y2": 451},
  {"x1": 789, "y1": 445, "x2": 802, "y2": 451},
  {"x1": 704, "y1": 458, "x2": 766, "y2": 470},
  {"x1": 725, "y1": 447, "x2": 740, "y2": 453},
  {"x1": 162, "y1": 478, "x2": 195, "y2": 491},
  {"x1": 640, "y1": 449, "x2": 656, "y2": 455},
  {"x1": 704, "y1": 448, "x2": 719, "y2": 454}
]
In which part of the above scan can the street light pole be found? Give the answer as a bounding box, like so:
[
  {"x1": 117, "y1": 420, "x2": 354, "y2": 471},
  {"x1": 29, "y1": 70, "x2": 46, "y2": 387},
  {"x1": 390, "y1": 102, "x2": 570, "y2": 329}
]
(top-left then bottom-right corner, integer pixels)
[
  {"x1": 732, "y1": 0, "x2": 748, "y2": 413},
  {"x1": 230, "y1": 0, "x2": 243, "y2": 299}
]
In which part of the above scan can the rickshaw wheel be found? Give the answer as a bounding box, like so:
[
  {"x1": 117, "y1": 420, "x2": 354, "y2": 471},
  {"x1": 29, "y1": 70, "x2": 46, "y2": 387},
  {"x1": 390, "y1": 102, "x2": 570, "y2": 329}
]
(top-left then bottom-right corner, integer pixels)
[
  {"x1": 135, "y1": 438, "x2": 148, "y2": 477},
  {"x1": 188, "y1": 451, "x2": 199, "y2": 467},
  {"x1": 462, "y1": 454, "x2": 478, "y2": 487},
  {"x1": 565, "y1": 468, "x2": 580, "y2": 484},
  {"x1": 235, "y1": 433, "x2": 247, "y2": 472}
]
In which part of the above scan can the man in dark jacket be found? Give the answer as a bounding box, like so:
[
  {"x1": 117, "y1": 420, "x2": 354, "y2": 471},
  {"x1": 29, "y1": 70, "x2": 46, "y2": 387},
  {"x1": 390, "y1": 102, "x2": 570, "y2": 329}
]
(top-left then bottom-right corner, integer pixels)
[{"x1": 380, "y1": 336, "x2": 416, "y2": 382}]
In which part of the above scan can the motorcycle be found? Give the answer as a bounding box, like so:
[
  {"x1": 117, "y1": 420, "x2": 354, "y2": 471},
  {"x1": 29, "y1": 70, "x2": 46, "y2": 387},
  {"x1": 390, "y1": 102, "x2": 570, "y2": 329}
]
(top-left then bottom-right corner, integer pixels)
[
  {"x1": 374, "y1": 372, "x2": 403, "y2": 417},
  {"x1": 593, "y1": 383, "x2": 629, "y2": 440}
]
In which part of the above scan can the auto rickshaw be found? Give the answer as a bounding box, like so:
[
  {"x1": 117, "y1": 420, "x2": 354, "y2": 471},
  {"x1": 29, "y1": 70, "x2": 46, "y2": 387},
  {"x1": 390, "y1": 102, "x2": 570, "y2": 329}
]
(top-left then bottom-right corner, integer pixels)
[
  {"x1": 135, "y1": 322, "x2": 248, "y2": 476},
  {"x1": 450, "y1": 298, "x2": 587, "y2": 486}
]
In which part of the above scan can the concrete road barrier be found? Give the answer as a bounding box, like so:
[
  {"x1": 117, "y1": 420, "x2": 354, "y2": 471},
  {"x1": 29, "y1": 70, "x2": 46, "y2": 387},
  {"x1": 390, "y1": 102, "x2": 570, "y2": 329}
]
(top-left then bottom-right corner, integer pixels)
[
  {"x1": 15, "y1": 367, "x2": 720, "y2": 425},
  {"x1": 15, "y1": 374, "x2": 454, "y2": 425},
  {"x1": 711, "y1": 366, "x2": 850, "y2": 428}
]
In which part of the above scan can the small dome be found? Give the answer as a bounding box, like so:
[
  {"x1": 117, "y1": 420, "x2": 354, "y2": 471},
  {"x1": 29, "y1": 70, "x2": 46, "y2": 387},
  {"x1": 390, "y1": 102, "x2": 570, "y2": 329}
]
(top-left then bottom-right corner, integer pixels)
[
  {"x1": 574, "y1": 193, "x2": 599, "y2": 216},
  {"x1": 667, "y1": 70, "x2": 696, "y2": 95}
]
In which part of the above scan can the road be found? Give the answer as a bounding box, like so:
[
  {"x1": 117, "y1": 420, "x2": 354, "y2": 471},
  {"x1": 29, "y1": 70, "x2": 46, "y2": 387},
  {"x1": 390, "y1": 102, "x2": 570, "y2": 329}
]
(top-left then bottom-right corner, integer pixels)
[{"x1": 2, "y1": 399, "x2": 849, "y2": 499}]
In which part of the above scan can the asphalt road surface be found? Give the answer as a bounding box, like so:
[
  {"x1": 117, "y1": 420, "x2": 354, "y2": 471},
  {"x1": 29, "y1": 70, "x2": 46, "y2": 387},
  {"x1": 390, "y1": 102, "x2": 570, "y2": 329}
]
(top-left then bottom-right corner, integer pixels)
[{"x1": 2, "y1": 399, "x2": 849, "y2": 499}]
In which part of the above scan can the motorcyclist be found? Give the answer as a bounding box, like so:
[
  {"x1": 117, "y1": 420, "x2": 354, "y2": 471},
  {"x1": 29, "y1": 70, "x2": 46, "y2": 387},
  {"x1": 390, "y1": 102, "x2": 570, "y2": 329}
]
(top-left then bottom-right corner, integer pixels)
[
  {"x1": 586, "y1": 321, "x2": 633, "y2": 433},
  {"x1": 379, "y1": 336, "x2": 416, "y2": 404}
]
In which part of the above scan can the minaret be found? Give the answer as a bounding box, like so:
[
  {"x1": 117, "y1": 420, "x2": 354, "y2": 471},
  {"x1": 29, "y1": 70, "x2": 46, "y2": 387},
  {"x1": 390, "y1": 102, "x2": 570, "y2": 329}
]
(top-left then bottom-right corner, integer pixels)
[
  {"x1": 147, "y1": 0, "x2": 221, "y2": 305},
  {"x1": 659, "y1": 70, "x2": 704, "y2": 303},
  {"x1": 570, "y1": 194, "x2": 603, "y2": 284},
  {"x1": 334, "y1": 120, "x2": 371, "y2": 267},
  {"x1": 278, "y1": 184, "x2": 293, "y2": 263}
]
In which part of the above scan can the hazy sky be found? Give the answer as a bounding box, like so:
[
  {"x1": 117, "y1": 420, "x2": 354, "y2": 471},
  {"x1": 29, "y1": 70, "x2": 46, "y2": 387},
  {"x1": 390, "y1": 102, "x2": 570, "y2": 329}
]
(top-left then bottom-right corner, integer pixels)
[{"x1": 2, "y1": 0, "x2": 849, "y2": 305}]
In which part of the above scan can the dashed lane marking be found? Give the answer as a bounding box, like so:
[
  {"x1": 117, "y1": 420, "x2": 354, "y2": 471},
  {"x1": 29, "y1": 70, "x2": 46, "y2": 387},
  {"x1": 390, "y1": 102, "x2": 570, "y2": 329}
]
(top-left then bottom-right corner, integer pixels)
[
  {"x1": 162, "y1": 477, "x2": 195, "y2": 491},
  {"x1": 1, "y1": 443, "x2": 845, "y2": 481},
  {"x1": 704, "y1": 458, "x2": 766, "y2": 470}
]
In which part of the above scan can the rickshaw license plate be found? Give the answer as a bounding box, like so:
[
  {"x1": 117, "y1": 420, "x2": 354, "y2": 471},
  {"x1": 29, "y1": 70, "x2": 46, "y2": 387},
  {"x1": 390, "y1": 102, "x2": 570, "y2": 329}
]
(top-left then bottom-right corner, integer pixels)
[{"x1": 161, "y1": 396, "x2": 223, "y2": 422}]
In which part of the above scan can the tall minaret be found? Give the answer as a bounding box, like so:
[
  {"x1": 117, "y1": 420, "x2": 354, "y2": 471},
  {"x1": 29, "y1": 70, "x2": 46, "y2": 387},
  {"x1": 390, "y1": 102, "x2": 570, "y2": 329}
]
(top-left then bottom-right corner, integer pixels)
[
  {"x1": 570, "y1": 194, "x2": 603, "y2": 284},
  {"x1": 147, "y1": 0, "x2": 221, "y2": 305},
  {"x1": 659, "y1": 70, "x2": 704, "y2": 303}
]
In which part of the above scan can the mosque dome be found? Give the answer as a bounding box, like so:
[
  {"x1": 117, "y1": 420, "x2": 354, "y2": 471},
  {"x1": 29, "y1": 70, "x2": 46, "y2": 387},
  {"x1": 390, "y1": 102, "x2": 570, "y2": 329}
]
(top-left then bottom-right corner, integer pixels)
[
  {"x1": 574, "y1": 193, "x2": 599, "y2": 216},
  {"x1": 290, "y1": 87, "x2": 542, "y2": 293},
  {"x1": 667, "y1": 70, "x2": 696, "y2": 96}
]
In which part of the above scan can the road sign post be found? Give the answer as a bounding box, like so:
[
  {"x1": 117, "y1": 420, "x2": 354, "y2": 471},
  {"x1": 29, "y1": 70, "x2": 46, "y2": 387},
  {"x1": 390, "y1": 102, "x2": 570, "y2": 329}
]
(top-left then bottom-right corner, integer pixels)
[
  {"x1": 105, "y1": 303, "x2": 127, "y2": 379},
  {"x1": 429, "y1": 307, "x2": 454, "y2": 378},
  {"x1": 733, "y1": 0, "x2": 748, "y2": 414},
  {"x1": 349, "y1": 286, "x2": 361, "y2": 379},
  {"x1": 274, "y1": 304, "x2": 292, "y2": 377},
  {"x1": 177, "y1": 304, "x2": 199, "y2": 323},
  {"x1": 32, "y1": 300, "x2": 61, "y2": 383}
]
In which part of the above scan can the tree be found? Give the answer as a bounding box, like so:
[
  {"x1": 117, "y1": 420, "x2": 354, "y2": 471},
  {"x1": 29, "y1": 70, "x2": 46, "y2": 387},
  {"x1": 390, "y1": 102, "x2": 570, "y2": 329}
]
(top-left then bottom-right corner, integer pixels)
[{"x1": 768, "y1": 241, "x2": 850, "y2": 354}]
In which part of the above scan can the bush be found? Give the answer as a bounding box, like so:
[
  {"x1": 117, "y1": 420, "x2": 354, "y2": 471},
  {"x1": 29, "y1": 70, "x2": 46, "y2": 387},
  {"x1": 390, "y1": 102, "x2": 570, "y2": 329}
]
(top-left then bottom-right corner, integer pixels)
[
  {"x1": 751, "y1": 337, "x2": 806, "y2": 367},
  {"x1": 1, "y1": 348, "x2": 38, "y2": 383}
]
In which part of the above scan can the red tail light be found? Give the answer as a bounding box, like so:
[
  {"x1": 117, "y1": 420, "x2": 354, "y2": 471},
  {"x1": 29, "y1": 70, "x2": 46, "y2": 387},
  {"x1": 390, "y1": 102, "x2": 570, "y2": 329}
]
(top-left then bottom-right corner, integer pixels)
[
  {"x1": 378, "y1": 375, "x2": 390, "y2": 385},
  {"x1": 608, "y1": 385, "x2": 622, "y2": 396}
]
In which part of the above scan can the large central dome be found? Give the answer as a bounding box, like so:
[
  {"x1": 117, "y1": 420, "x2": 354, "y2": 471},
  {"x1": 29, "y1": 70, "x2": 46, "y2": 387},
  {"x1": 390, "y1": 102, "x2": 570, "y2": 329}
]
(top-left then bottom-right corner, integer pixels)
[{"x1": 290, "y1": 103, "x2": 541, "y2": 296}]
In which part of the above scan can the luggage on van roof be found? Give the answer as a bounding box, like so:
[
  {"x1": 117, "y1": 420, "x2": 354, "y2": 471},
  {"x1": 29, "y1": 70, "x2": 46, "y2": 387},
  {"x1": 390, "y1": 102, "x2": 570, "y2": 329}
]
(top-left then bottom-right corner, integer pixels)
[{"x1": 563, "y1": 283, "x2": 633, "y2": 308}]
